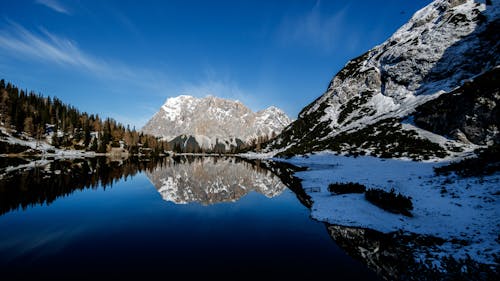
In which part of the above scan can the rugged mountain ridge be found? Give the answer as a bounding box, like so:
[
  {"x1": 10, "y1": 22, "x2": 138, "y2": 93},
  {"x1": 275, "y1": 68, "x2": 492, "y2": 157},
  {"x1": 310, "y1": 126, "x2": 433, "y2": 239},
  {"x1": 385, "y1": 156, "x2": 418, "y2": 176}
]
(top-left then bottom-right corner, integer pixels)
[
  {"x1": 268, "y1": 0, "x2": 499, "y2": 158},
  {"x1": 142, "y1": 95, "x2": 291, "y2": 152}
]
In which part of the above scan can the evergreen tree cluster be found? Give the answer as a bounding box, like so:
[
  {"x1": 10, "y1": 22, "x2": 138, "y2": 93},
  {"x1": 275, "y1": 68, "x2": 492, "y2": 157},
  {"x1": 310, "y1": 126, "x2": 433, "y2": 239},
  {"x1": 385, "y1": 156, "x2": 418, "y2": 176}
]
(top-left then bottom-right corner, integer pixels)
[
  {"x1": 0, "y1": 79, "x2": 169, "y2": 155},
  {"x1": 365, "y1": 188, "x2": 413, "y2": 217},
  {"x1": 434, "y1": 143, "x2": 500, "y2": 177},
  {"x1": 328, "y1": 182, "x2": 366, "y2": 194}
]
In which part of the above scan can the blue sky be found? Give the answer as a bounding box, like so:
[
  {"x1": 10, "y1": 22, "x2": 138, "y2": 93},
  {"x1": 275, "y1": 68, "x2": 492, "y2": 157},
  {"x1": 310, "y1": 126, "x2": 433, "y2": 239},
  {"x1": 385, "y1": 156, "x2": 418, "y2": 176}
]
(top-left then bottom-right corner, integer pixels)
[{"x1": 0, "y1": 0, "x2": 432, "y2": 129}]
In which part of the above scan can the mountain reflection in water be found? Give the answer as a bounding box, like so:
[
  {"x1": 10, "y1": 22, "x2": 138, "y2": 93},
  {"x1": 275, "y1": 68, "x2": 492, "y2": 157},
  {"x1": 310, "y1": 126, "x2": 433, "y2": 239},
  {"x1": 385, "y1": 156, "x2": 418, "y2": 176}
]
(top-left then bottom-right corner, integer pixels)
[
  {"x1": 146, "y1": 156, "x2": 286, "y2": 205},
  {"x1": 0, "y1": 156, "x2": 381, "y2": 280},
  {"x1": 0, "y1": 156, "x2": 291, "y2": 215}
]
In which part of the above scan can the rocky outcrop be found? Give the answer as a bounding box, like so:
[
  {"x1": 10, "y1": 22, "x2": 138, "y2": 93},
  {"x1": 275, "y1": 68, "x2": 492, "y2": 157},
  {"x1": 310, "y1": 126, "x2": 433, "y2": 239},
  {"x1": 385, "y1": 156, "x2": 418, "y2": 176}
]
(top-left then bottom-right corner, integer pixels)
[{"x1": 414, "y1": 67, "x2": 500, "y2": 145}]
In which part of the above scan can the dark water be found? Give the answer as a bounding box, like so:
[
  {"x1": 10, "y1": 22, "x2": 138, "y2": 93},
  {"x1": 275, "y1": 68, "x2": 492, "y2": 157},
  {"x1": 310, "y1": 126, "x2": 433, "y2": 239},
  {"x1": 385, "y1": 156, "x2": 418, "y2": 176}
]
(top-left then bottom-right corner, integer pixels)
[{"x1": 0, "y1": 156, "x2": 379, "y2": 280}]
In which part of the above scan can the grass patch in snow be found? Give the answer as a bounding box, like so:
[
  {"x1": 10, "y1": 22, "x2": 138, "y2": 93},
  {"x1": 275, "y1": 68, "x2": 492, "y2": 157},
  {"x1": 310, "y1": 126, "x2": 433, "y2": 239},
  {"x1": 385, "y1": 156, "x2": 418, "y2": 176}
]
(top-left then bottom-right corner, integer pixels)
[
  {"x1": 365, "y1": 188, "x2": 414, "y2": 217},
  {"x1": 328, "y1": 182, "x2": 366, "y2": 194}
]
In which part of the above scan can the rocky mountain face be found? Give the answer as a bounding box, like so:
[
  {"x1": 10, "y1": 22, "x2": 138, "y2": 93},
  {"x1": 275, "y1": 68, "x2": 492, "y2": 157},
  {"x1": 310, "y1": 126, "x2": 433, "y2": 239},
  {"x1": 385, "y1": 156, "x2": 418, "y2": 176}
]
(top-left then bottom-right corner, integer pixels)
[
  {"x1": 414, "y1": 67, "x2": 499, "y2": 145},
  {"x1": 142, "y1": 95, "x2": 291, "y2": 152},
  {"x1": 145, "y1": 156, "x2": 286, "y2": 205},
  {"x1": 268, "y1": 0, "x2": 499, "y2": 158}
]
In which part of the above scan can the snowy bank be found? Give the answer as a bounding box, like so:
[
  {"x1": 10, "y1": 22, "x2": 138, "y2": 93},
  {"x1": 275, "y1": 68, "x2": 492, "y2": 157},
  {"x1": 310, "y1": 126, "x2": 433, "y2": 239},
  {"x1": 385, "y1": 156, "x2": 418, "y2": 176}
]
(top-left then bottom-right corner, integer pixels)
[{"x1": 284, "y1": 152, "x2": 499, "y2": 266}]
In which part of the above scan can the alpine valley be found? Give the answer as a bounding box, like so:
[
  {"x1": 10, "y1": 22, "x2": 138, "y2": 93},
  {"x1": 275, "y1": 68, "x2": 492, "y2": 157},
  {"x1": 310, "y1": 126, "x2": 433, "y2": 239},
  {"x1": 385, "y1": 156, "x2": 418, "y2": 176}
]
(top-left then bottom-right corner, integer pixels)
[{"x1": 0, "y1": 0, "x2": 499, "y2": 280}]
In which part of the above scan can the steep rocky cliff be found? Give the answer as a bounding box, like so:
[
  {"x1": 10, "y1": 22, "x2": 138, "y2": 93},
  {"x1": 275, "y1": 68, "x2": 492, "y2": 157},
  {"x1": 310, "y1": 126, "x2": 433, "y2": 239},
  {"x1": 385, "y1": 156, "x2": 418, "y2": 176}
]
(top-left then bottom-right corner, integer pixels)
[
  {"x1": 414, "y1": 67, "x2": 499, "y2": 145},
  {"x1": 268, "y1": 0, "x2": 499, "y2": 158}
]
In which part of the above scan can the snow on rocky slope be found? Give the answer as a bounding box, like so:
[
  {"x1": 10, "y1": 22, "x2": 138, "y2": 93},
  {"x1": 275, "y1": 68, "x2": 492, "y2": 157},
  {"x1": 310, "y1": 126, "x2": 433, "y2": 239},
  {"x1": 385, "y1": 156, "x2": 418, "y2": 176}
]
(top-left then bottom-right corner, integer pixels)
[
  {"x1": 268, "y1": 0, "x2": 499, "y2": 158},
  {"x1": 142, "y1": 95, "x2": 291, "y2": 151}
]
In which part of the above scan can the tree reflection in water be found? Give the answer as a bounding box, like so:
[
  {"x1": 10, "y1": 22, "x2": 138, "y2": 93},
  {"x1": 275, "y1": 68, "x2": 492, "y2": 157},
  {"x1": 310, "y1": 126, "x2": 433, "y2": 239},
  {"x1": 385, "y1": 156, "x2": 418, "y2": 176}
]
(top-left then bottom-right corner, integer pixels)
[
  {"x1": 0, "y1": 157, "x2": 161, "y2": 215},
  {"x1": 0, "y1": 156, "x2": 303, "y2": 216}
]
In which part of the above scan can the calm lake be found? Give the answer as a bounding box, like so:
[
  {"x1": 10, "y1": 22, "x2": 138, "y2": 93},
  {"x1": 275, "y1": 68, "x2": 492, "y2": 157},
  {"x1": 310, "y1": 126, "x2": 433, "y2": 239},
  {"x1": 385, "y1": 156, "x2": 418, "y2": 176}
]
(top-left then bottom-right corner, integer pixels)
[{"x1": 0, "y1": 156, "x2": 379, "y2": 280}]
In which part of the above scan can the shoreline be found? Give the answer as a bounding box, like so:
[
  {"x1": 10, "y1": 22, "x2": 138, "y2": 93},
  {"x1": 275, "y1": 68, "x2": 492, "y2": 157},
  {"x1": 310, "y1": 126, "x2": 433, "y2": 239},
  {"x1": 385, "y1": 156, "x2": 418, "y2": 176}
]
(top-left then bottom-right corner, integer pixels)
[{"x1": 280, "y1": 152, "x2": 498, "y2": 278}]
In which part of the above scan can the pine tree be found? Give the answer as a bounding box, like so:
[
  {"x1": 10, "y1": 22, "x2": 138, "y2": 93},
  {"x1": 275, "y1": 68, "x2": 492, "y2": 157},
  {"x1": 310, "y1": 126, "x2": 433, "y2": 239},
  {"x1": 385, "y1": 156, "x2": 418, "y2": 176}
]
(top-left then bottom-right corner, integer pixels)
[
  {"x1": 23, "y1": 117, "x2": 34, "y2": 136},
  {"x1": 52, "y1": 133, "x2": 60, "y2": 148},
  {"x1": 90, "y1": 137, "x2": 98, "y2": 151},
  {"x1": 97, "y1": 140, "x2": 107, "y2": 153}
]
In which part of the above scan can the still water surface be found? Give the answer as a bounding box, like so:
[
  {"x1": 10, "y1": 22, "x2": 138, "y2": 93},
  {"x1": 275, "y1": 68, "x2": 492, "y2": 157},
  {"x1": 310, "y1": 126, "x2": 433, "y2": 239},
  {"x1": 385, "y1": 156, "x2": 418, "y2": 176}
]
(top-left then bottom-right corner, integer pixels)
[{"x1": 0, "y1": 156, "x2": 379, "y2": 280}]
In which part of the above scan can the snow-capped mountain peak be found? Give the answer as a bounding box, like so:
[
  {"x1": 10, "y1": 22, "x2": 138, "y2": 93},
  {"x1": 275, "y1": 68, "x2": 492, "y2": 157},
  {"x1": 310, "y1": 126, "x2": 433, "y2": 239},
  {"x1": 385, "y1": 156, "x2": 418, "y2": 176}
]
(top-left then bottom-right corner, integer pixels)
[{"x1": 142, "y1": 95, "x2": 292, "y2": 151}]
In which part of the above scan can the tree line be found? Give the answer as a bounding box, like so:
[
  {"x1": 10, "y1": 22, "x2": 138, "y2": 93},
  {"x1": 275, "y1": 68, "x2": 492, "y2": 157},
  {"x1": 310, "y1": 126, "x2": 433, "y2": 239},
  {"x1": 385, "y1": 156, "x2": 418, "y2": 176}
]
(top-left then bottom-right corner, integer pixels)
[{"x1": 0, "y1": 79, "x2": 169, "y2": 155}]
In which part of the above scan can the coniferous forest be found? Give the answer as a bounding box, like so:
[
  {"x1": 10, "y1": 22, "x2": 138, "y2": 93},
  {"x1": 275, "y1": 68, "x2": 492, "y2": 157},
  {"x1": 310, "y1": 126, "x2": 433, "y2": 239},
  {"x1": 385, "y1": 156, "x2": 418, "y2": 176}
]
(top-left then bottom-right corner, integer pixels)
[{"x1": 0, "y1": 79, "x2": 170, "y2": 155}]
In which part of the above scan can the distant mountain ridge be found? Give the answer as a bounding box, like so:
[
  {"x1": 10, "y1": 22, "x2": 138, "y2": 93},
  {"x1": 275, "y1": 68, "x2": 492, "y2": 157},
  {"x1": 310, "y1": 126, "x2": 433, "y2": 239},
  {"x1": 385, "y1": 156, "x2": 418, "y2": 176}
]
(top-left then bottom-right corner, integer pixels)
[
  {"x1": 142, "y1": 95, "x2": 291, "y2": 152},
  {"x1": 267, "y1": 0, "x2": 499, "y2": 159}
]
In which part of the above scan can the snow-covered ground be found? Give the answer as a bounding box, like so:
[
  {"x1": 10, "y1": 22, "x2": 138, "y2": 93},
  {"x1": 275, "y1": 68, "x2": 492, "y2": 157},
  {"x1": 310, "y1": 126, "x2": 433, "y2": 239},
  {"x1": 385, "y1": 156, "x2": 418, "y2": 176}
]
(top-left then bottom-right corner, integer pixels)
[
  {"x1": 0, "y1": 127, "x2": 101, "y2": 159},
  {"x1": 282, "y1": 152, "x2": 499, "y2": 267}
]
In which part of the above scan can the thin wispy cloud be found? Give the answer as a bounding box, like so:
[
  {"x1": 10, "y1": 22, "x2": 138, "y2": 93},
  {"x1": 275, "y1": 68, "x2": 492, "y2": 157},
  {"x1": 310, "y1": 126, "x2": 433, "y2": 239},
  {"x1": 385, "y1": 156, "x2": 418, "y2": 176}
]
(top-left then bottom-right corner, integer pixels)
[
  {"x1": 0, "y1": 19, "x2": 175, "y2": 130},
  {"x1": 0, "y1": 21, "x2": 100, "y2": 70},
  {"x1": 112, "y1": 9, "x2": 142, "y2": 38},
  {"x1": 278, "y1": 1, "x2": 357, "y2": 53},
  {"x1": 35, "y1": 0, "x2": 71, "y2": 15},
  {"x1": 0, "y1": 20, "x2": 169, "y2": 92}
]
